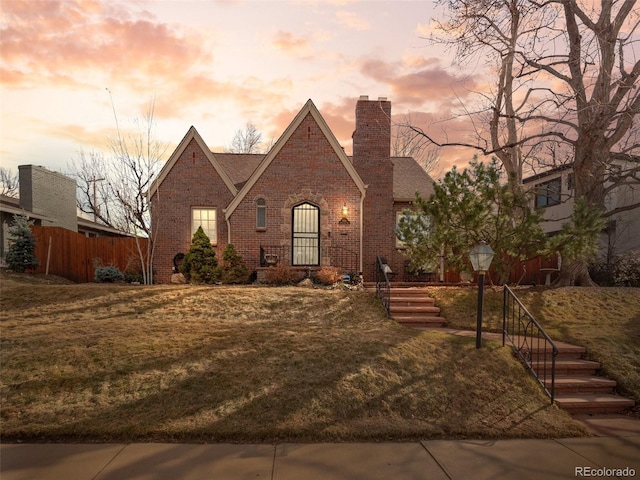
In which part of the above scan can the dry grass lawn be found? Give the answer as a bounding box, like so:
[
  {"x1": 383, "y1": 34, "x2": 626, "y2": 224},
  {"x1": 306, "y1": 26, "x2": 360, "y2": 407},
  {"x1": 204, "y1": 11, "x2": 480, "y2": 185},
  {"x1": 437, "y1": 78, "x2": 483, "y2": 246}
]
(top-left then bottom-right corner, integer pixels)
[
  {"x1": 429, "y1": 285, "x2": 640, "y2": 406},
  {"x1": 0, "y1": 271, "x2": 588, "y2": 442}
]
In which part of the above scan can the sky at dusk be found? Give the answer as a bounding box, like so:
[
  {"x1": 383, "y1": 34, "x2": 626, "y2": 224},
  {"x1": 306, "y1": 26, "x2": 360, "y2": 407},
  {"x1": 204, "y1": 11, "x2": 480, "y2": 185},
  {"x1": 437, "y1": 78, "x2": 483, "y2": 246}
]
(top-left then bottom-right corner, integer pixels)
[{"x1": 0, "y1": 0, "x2": 485, "y2": 179}]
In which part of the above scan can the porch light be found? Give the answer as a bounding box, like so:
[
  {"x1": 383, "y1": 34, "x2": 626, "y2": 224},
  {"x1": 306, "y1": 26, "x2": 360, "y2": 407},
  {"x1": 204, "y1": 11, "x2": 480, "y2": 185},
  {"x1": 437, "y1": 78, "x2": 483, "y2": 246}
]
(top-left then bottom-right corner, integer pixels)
[
  {"x1": 470, "y1": 241, "x2": 495, "y2": 349},
  {"x1": 341, "y1": 204, "x2": 349, "y2": 216}
]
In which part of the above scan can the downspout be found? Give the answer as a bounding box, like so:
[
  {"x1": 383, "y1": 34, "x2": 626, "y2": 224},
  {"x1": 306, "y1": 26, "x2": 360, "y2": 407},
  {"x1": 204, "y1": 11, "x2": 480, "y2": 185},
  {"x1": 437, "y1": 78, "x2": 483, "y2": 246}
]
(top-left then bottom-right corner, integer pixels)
[
  {"x1": 359, "y1": 186, "x2": 367, "y2": 275},
  {"x1": 224, "y1": 209, "x2": 231, "y2": 244}
]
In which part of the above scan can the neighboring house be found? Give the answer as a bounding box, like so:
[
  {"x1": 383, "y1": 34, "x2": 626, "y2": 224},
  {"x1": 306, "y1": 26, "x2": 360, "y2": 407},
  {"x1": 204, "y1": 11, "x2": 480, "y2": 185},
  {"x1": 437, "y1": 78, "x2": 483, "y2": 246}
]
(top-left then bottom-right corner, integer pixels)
[
  {"x1": 1, "y1": 165, "x2": 130, "y2": 261},
  {"x1": 150, "y1": 96, "x2": 435, "y2": 283},
  {"x1": 523, "y1": 160, "x2": 640, "y2": 262}
]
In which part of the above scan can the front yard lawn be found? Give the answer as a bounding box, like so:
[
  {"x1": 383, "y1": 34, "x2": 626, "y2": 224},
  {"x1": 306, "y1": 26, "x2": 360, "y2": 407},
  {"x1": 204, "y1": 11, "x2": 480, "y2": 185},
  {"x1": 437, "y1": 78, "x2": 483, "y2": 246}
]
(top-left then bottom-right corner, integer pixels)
[
  {"x1": 429, "y1": 286, "x2": 640, "y2": 406},
  {"x1": 0, "y1": 274, "x2": 588, "y2": 442}
]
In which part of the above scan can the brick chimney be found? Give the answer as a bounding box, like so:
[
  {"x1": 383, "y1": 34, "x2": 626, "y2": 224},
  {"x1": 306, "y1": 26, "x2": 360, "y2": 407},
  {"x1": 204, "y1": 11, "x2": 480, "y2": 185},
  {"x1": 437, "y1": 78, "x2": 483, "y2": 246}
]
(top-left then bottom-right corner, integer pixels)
[{"x1": 352, "y1": 96, "x2": 394, "y2": 280}]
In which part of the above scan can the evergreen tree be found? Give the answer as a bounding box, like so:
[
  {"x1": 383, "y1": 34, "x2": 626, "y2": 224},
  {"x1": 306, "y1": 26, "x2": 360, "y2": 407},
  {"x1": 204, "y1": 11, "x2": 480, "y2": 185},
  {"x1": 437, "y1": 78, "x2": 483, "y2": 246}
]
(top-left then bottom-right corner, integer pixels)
[
  {"x1": 220, "y1": 243, "x2": 248, "y2": 284},
  {"x1": 5, "y1": 214, "x2": 40, "y2": 273},
  {"x1": 396, "y1": 158, "x2": 546, "y2": 284},
  {"x1": 547, "y1": 198, "x2": 606, "y2": 286},
  {"x1": 180, "y1": 227, "x2": 219, "y2": 284}
]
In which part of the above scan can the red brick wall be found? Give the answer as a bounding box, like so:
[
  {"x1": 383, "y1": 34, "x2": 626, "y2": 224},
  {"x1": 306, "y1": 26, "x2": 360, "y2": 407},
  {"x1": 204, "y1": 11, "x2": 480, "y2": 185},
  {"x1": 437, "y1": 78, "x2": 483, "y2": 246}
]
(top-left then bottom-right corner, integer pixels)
[
  {"x1": 352, "y1": 97, "x2": 395, "y2": 280},
  {"x1": 153, "y1": 97, "x2": 400, "y2": 283},
  {"x1": 229, "y1": 113, "x2": 362, "y2": 274},
  {"x1": 151, "y1": 138, "x2": 235, "y2": 283}
]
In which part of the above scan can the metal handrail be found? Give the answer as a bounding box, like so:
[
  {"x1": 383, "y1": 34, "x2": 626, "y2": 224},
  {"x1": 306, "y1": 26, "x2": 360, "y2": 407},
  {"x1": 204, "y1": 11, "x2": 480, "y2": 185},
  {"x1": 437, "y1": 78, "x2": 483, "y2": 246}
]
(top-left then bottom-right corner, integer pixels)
[
  {"x1": 503, "y1": 285, "x2": 559, "y2": 403},
  {"x1": 376, "y1": 256, "x2": 391, "y2": 317},
  {"x1": 259, "y1": 245, "x2": 359, "y2": 273}
]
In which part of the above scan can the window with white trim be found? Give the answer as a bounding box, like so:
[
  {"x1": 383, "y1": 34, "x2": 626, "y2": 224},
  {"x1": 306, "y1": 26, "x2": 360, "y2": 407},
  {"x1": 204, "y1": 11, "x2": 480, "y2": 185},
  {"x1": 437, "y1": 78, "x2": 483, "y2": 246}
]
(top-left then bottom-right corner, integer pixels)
[{"x1": 192, "y1": 207, "x2": 217, "y2": 244}]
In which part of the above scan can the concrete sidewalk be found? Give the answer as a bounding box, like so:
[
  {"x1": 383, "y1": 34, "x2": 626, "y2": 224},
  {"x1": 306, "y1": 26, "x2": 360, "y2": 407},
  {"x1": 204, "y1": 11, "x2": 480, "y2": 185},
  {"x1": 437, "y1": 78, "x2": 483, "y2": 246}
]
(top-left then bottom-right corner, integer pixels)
[{"x1": 2, "y1": 432, "x2": 639, "y2": 480}]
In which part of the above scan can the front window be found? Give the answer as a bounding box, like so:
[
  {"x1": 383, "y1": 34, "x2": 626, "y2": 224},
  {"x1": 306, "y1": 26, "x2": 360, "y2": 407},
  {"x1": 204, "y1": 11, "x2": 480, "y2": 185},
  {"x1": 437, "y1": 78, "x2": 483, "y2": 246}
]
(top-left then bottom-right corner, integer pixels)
[
  {"x1": 192, "y1": 207, "x2": 217, "y2": 244},
  {"x1": 535, "y1": 178, "x2": 561, "y2": 208},
  {"x1": 292, "y1": 202, "x2": 319, "y2": 265}
]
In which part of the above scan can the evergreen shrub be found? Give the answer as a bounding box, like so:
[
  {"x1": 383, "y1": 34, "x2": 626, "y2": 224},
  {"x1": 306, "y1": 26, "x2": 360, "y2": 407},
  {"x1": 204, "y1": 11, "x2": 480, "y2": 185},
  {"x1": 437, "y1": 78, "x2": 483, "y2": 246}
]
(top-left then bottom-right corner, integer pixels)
[
  {"x1": 181, "y1": 227, "x2": 219, "y2": 284},
  {"x1": 5, "y1": 214, "x2": 39, "y2": 273}
]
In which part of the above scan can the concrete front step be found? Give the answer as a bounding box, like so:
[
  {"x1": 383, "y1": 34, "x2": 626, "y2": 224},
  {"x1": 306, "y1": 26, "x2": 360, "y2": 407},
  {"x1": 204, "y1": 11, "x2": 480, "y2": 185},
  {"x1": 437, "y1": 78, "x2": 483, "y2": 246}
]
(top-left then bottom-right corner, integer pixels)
[
  {"x1": 532, "y1": 358, "x2": 601, "y2": 376},
  {"x1": 389, "y1": 297, "x2": 436, "y2": 306},
  {"x1": 390, "y1": 305, "x2": 441, "y2": 315},
  {"x1": 513, "y1": 341, "x2": 586, "y2": 360},
  {"x1": 385, "y1": 286, "x2": 447, "y2": 329},
  {"x1": 554, "y1": 394, "x2": 635, "y2": 414},
  {"x1": 547, "y1": 375, "x2": 617, "y2": 394}
]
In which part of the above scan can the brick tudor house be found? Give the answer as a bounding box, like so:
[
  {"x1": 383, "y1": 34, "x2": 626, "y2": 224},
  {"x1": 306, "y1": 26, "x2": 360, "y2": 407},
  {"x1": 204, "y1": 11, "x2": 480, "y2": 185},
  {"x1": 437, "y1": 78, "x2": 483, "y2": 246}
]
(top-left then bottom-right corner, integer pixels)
[{"x1": 150, "y1": 96, "x2": 435, "y2": 284}]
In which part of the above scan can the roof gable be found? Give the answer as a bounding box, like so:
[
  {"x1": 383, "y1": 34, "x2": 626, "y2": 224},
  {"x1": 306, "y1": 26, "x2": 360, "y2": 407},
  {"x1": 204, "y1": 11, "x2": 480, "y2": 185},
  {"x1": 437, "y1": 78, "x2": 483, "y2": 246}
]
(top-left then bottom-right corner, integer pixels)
[
  {"x1": 148, "y1": 126, "x2": 238, "y2": 199},
  {"x1": 225, "y1": 99, "x2": 366, "y2": 219}
]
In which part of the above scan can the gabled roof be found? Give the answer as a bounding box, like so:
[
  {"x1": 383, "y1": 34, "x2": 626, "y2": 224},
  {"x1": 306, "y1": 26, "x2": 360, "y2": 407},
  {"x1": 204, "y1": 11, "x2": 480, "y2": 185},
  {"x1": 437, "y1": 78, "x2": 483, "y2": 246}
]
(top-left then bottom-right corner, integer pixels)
[
  {"x1": 225, "y1": 99, "x2": 367, "y2": 219},
  {"x1": 215, "y1": 153, "x2": 264, "y2": 190},
  {"x1": 148, "y1": 126, "x2": 238, "y2": 199},
  {"x1": 392, "y1": 157, "x2": 435, "y2": 201}
]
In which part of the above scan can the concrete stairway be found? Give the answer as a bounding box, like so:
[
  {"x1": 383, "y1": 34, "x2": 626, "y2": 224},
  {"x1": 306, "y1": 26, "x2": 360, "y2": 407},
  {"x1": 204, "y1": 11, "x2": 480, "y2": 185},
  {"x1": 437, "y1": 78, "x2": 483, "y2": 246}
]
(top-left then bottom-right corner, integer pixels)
[
  {"x1": 529, "y1": 341, "x2": 635, "y2": 414},
  {"x1": 387, "y1": 287, "x2": 446, "y2": 328}
]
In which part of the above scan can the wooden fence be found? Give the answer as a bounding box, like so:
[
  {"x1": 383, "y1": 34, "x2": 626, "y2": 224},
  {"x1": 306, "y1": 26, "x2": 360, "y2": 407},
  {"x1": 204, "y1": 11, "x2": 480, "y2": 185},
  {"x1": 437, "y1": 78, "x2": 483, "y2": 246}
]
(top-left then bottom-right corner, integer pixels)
[
  {"x1": 403, "y1": 254, "x2": 560, "y2": 286},
  {"x1": 28, "y1": 225, "x2": 559, "y2": 285},
  {"x1": 31, "y1": 226, "x2": 149, "y2": 283}
]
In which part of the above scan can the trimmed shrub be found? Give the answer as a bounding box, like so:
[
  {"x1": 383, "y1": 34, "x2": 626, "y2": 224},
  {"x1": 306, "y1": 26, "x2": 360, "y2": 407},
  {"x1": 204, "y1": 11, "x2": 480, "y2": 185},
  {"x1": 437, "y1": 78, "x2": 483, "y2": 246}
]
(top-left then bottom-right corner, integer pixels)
[
  {"x1": 95, "y1": 265, "x2": 124, "y2": 283},
  {"x1": 123, "y1": 255, "x2": 144, "y2": 283},
  {"x1": 613, "y1": 249, "x2": 640, "y2": 287},
  {"x1": 264, "y1": 264, "x2": 301, "y2": 285},
  {"x1": 5, "y1": 214, "x2": 39, "y2": 273},
  {"x1": 180, "y1": 227, "x2": 219, "y2": 284},
  {"x1": 313, "y1": 266, "x2": 343, "y2": 285},
  {"x1": 220, "y1": 243, "x2": 248, "y2": 284},
  {"x1": 589, "y1": 250, "x2": 640, "y2": 287}
]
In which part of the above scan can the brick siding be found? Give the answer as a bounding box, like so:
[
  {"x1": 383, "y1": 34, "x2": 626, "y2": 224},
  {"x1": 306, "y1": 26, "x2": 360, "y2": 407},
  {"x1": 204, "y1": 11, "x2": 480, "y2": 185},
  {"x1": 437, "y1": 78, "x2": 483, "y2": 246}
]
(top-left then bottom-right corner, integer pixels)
[
  {"x1": 153, "y1": 97, "x2": 399, "y2": 283},
  {"x1": 351, "y1": 97, "x2": 395, "y2": 280},
  {"x1": 151, "y1": 138, "x2": 235, "y2": 282}
]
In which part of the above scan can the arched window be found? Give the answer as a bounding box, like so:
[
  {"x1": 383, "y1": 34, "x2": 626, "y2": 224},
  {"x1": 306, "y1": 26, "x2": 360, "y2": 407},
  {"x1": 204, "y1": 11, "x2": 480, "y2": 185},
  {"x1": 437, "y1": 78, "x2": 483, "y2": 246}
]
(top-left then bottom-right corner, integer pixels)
[
  {"x1": 256, "y1": 198, "x2": 266, "y2": 229},
  {"x1": 292, "y1": 202, "x2": 319, "y2": 265}
]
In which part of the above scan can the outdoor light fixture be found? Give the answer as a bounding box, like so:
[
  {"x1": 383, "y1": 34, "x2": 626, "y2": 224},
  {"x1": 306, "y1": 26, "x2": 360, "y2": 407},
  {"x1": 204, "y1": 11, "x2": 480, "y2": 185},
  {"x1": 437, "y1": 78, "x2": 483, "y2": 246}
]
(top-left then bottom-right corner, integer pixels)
[
  {"x1": 342, "y1": 204, "x2": 349, "y2": 216},
  {"x1": 470, "y1": 241, "x2": 495, "y2": 349}
]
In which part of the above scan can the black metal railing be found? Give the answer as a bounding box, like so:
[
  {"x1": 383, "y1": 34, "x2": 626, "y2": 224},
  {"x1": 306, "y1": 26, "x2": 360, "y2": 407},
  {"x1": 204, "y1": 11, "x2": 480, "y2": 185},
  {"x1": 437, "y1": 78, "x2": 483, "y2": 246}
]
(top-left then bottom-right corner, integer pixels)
[
  {"x1": 376, "y1": 256, "x2": 392, "y2": 317},
  {"x1": 503, "y1": 285, "x2": 558, "y2": 403},
  {"x1": 259, "y1": 245, "x2": 359, "y2": 274}
]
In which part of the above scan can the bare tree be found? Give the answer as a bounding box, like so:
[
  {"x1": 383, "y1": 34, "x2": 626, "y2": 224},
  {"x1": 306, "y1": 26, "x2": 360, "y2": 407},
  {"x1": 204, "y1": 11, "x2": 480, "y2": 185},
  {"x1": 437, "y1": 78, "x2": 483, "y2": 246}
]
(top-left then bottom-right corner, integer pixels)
[
  {"x1": 225, "y1": 122, "x2": 264, "y2": 154},
  {"x1": 0, "y1": 167, "x2": 19, "y2": 197},
  {"x1": 417, "y1": 0, "x2": 640, "y2": 285},
  {"x1": 68, "y1": 97, "x2": 166, "y2": 284},
  {"x1": 392, "y1": 114, "x2": 440, "y2": 174}
]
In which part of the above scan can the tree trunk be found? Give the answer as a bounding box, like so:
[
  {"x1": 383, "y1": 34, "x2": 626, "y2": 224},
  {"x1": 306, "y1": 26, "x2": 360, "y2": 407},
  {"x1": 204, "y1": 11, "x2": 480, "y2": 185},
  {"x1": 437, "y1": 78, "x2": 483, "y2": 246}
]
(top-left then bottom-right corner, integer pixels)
[{"x1": 554, "y1": 257, "x2": 598, "y2": 287}]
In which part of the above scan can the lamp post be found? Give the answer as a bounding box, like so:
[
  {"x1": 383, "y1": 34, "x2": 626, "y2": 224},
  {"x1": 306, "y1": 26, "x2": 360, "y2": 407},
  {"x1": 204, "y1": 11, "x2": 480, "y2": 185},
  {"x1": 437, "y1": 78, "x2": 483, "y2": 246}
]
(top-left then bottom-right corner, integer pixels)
[{"x1": 469, "y1": 241, "x2": 495, "y2": 349}]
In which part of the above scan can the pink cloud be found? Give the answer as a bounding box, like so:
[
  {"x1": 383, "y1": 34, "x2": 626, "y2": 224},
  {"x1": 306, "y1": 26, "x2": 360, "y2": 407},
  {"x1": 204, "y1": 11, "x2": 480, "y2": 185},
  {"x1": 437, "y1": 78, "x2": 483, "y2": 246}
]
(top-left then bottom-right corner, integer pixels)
[
  {"x1": 0, "y1": 1, "x2": 212, "y2": 97},
  {"x1": 360, "y1": 58, "x2": 477, "y2": 107},
  {"x1": 271, "y1": 30, "x2": 312, "y2": 56},
  {"x1": 336, "y1": 10, "x2": 370, "y2": 31}
]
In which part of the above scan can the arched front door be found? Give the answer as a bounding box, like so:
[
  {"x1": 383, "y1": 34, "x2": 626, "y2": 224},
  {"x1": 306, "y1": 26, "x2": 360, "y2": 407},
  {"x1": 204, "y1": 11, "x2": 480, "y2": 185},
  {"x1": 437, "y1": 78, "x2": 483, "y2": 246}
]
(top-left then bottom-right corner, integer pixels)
[{"x1": 292, "y1": 202, "x2": 320, "y2": 265}]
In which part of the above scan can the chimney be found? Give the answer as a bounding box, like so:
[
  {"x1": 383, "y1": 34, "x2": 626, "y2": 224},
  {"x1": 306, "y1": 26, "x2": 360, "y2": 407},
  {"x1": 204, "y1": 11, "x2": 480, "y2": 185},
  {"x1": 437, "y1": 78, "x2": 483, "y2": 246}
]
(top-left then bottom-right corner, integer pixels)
[
  {"x1": 352, "y1": 96, "x2": 391, "y2": 167},
  {"x1": 19, "y1": 165, "x2": 78, "y2": 232},
  {"x1": 351, "y1": 96, "x2": 394, "y2": 280}
]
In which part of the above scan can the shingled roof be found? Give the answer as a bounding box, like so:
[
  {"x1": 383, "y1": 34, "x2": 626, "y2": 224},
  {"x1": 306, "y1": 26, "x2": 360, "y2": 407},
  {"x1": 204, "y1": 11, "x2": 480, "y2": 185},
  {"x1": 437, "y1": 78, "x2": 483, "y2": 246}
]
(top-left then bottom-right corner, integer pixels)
[
  {"x1": 391, "y1": 157, "x2": 435, "y2": 201},
  {"x1": 214, "y1": 153, "x2": 264, "y2": 190},
  {"x1": 211, "y1": 152, "x2": 434, "y2": 201}
]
